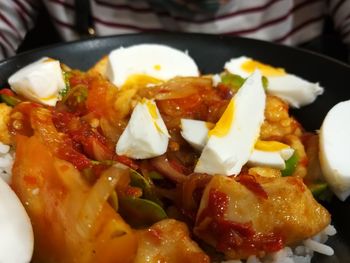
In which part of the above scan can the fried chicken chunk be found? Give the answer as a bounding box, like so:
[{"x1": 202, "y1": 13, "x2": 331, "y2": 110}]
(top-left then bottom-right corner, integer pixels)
[
  {"x1": 135, "y1": 219, "x2": 210, "y2": 263},
  {"x1": 194, "y1": 175, "x2": 330, "y2": 259},
  {"x1": 0, "y1": 103, "x2": 12, "y2": 144}
]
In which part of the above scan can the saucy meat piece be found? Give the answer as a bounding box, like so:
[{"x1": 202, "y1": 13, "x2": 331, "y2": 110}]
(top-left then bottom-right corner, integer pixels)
[
  {"x1": 194, "y1": 175, "x2": 330, "y2": 259},
  {"x1": 260, "y1": 95, "x2": 302, "y2": 140},
  {"x1": 0, "y1": 103, "x2": 12, "y2": 144},
  {"x1": 135, "y1": 219, "x2": 210, "y2": 263}
]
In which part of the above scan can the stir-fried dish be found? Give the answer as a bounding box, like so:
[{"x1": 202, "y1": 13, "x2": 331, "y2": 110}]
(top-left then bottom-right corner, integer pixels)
[{"x1": 1, "y1": 44, "x2": 348, "y2": 263}]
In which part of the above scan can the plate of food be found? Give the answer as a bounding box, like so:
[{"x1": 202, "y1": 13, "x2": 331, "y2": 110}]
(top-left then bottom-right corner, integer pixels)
[{"x1": 0, "y1": 33, "x2": 349, "y2": 263}]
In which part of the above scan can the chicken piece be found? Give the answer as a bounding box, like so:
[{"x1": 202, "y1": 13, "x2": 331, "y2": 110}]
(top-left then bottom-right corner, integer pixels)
[
  {"x1": 135, "y1": 219, "x2": 210, "y2": 263},
  {"x1": 194, "y1": 175, "x2": 330, "y2": 259},
  {"x1": 260, "y1": 96, "x2": 302, "y2": 140},
  {"x1": 303, "y1": 133, "x2": 323, "y2": 183},
  {"x1": 0, "y1": 103, "x2": 12, "y2": 144},
  {"x1": 88, "y1": 56, "x2": 108, "y2": 78}
]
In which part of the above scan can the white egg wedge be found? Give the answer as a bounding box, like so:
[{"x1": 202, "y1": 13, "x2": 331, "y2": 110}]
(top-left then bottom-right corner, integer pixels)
[
  {"x1": 106, "y1": 44, "x2": 199, "y2": 88},
  {"x1": 0, "y1": 178, "x2": 34, "y2": 263},
  {"x1": 194, "y1": 70, "x2": 266, "y2": 176},
  {"x1": 116, "y1": 98, "x2": 170, "y2": 159},
  {"x1": 180, "y1": 119, "x2": 214, "y2": 151},
  {"x1": 224, "y1": 56, "x2": 324, "y2": 108},
  {"x1": 180, "y1": 119, "x2": 293, "y2": 170},
  {"x1": 8, "y1": 57, "x2": 65, "y2": 106},
  {"x1": 319, "y1": 100, "x2": 350, "y2": 201},
  {"x1": 248, "y1": 140, "x2": 294, "y2": 169}
]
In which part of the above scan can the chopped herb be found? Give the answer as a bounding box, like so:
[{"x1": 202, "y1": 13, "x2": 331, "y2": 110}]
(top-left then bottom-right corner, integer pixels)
[
  {"x1": 220, "y1": 73, "x2": 268, "y2": 91},
  {"x1": 0, "y1": 94, "x2": 21, "y2": 106},
  {"x1": 281, "y1": 151, "x2": 299, "y2": 177},
  {"x1": 309, "y1": 182, "x2": 333, "y2": 202},
  {"x1": 59, "y1": 71, "x2": 72, "y2": 98},
  {"x1": 220, "y1": 73, "x2": 245, "y2": 91},
  {"x1": 262, "y1": 76, "x2": 269, "y2": 90}
]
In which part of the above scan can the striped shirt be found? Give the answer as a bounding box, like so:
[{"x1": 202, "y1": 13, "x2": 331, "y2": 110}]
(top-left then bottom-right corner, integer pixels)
[{"x1": 1, "y1": 0, "x2": 350, "y2": 60}]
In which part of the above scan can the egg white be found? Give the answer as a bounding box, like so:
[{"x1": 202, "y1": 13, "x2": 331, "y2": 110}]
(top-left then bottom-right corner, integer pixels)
[
  {"x1": 8, "y1": 57, "x2": 65, "y2": 106},
  {"x1": 106, "y1": 44, "x2": 199, "y2": 88},
  {"x1": 319, "y1": 100, "x2": 350, "y2": 201},
  {"x1": 194, "y1": 70, "x2": 266, "y2": 176},
  {"x1": 224, "y1": 56, "x2": 323, "y2": 108},
  {"x1": 0, "y1": 178, "x2": 34, "y2": 263},
  {"x1": 180, "y1": 119, "x2": 293, "y2": 170},
  {"x1": 116, "y1": 99, "x2": 169, "y2": 159}
]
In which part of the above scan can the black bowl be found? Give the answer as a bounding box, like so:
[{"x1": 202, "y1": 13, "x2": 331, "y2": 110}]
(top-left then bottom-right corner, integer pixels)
[{"x1": 1, "y1": 33, "x2": 349, "y2": 262}]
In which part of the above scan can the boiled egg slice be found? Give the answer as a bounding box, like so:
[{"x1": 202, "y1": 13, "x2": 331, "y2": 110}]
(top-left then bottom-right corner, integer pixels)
[
  {"x1": 8, "y1": 57, "x2": 65, "y2": 106},
  {"x1": 319, "y1": 100, "x2": 350, "y2": 201},
  {"x1": 106, "y1": 44, "x2": 199, "y2": 88},
  {"x1": 116, "y1": 98, "x2": 169, "y2": 159},
  {"x1": 224, "y1": 56, "x2": 323, "y2": 108},
  {"x1": 180, "y1": 119, "x2": 293, "y2": 170},
  {"x1": 194, "y1": 70, "x2": 266, "y2": 176},
  {"x1": 180, "y1": 119, "x2": 214, "y2": 151},
  {"x1": 248, "y1": 140, "x2": 294, "y2": 169},
  {"x1": 0, "y1": 178, "x2": 34, "y2": 263}
]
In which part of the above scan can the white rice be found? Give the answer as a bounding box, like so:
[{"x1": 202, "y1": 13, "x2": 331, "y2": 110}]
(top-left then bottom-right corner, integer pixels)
[
  {"x1": 0, "y1": 142, "x2": 14, "y2": 184},
  {"x1": 221, "y1": 224, "x2": 337, "y2": 263},
  {"x1": 212, "y1": 74, "x2": 222, "y2": 87}
]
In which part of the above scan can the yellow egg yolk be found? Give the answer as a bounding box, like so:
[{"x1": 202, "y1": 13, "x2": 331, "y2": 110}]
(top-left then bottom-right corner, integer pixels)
[
  {"x1": 143, "y1": 99, "x2": 164, "y2": 134},
  {"x1": 43, "y1": 58, "x2": 55, "y2": 62},
  {"x1": 255, "y1": 140, "x2": 289, "y2": 151},
  {"x1": 40, "y1": 94, "x2": 57, "y2": 101},
  {"x1": 153, "y1": 64, "x2": 161, "y2": 71},
  {"x1": 206, "y1": 122, "x2": 215, "y2": 129},
  {"x1": 241, "y1": 59, "x2": 286, "y2": 77},
  {"x1": 208, "y1": 99, "x2": 234, "y2": 138},
  {"x1": 122, "y1": 74, "x2": 163, "y2": 90}
]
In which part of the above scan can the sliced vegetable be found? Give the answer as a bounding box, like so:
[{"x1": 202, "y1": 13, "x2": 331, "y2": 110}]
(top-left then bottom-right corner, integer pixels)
[
  {"x1": 220, "y1": 72, "x2": 245, "y2": 91},
  {"x1": 109, "y1": 190, "x2": 119, "y2": 211},
  {"x1": 91, "y1": 160, "x2": 116, "y2": 166},
  {"x1": 281, "y1": 151, "x2": 299, "y2": 177},
  {"x1": 130, "y1": 170, "x2": 163, "y2": 206},
  {"x1": 262, "y1": 76, "x2": 269, "y2": 90},
  {"x1": 309, "y1": 182, "x2": 332, "y2": 201},
  {"x1": 119, "y1": 196, "x2": 167, "y2": 228},
  {"x1": 310, "y1": 183, "x2": 327, "y2": 197},
  {"x1": 220, "y1": 73, "x2": 268, "y2": 92},
  {"x1": 62, "y1": 84, "x2": 88, "y2": 112},
  {"x1": 0, "y1": 88, "x2": 21, "y2": 106},
  {"x1": 0, "y1": 93, "x2": 21, "y2": 106},
  {"x1": 59, "y1": 71, "x2": 71, "y2": 98},
  {"x1": 148, "y1": 171, "x2": 164, "y2": 180}
]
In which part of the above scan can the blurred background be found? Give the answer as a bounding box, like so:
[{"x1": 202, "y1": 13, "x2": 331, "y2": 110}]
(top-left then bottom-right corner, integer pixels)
[{"x1": 5, "y1": 1, "x2": 350, "y2": 64}]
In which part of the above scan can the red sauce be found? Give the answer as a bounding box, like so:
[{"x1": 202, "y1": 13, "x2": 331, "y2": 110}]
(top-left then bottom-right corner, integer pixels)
[
  {"x1": 300, "y1": 156, "x2": 309, "y2": 167},
  {"x1": 52, "y1": 111, "x2": 115, "y2": 161},
  {"x1": 197, "y1": 188, "x2": 283, "y2": 255},
  {"x1": 287, "y1": 177, "x2": 306, "y2": 192},
  {"x1": 169, "y1": 159, "x2": 187, "y2": 174},
  {"x1": 146, "y1": 228, "x2": 163, "y2": 244},
  {"x1": 23, "y1": 175, "x2": 38, "y2": 187},
  {"x1": 237, "y1": 174, "x2": 268, "y2": 200},
  {"x1": 114, "y1": 155, "x2": 139, "y2": 170},
  {"x1": 0, "y1": 88, "x2": 15, "y2": 96},
  {"x1": 56, "y1": 143, "x2": 91, "y2": 170},
  {"x1": 9, "y1": 102, "x2": 40, "y2": 137}
]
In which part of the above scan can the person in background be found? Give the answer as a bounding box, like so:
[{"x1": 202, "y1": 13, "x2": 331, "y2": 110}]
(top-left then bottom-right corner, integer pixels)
[{"x1": 0, "y1": 0, "x2": 349, "y2": 62}]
